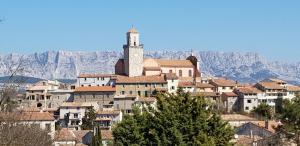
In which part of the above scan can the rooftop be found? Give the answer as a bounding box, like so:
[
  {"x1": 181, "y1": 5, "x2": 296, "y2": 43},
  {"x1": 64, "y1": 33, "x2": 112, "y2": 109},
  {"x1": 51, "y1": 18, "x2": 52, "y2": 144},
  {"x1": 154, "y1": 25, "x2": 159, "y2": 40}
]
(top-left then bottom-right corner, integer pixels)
[
  {"x1": 155, "y1": 59, "x2": 194, "y2": 68},
  {"x1": 222, "y1": 92, "x2": 238, "y2": 97},
  {"x1": 196, "y1": 83, "x2": 215, "y2": 88},
  {"x1": 60, "y1": 102, "x2": 96, "y2": 108},
  {"x1": 257, "y1": 82, "x2": 285, "y2": 90},
  {"x1": 235, "y1": 86, "x2": 262, "y2": 94},
  {"x1": 210, "y1": 78, "x2": 237, "y2": 87}
]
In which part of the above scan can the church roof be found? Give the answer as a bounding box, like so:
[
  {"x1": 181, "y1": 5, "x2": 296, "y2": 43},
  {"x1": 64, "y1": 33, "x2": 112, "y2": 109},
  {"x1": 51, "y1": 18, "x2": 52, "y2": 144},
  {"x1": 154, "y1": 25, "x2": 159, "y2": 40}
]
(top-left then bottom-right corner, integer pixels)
[
  {"x1": 155, "y1": 59, "x2": 194, "y2": 68},
  {"x1": 128, "y1": 27, "x2": 138, "y2": 33}
]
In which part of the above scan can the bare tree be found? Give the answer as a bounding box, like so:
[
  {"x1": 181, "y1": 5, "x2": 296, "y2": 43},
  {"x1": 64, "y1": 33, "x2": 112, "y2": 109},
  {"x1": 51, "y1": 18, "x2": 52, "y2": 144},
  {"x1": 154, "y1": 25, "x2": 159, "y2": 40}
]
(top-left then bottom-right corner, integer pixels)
[
  {"x1": 0, "y1": 57, "x2": 53, "y2": 145},
  {"x1": 0, "y1": 112, "x2": 53, "y2": 146},
  {"x1": 0, "y1": 56, "x2": 28, "y2": 111}
]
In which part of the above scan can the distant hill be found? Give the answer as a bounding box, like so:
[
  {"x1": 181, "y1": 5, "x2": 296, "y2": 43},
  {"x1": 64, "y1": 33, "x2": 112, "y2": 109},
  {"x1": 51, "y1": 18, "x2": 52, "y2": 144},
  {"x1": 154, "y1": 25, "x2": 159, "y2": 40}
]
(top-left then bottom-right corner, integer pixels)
[
  {"x1": 0, "y1": 50, "x2": 299, "y2": 85},
  {"x1": 0, "y1": 76, "x2": 76, "y2": 84}
]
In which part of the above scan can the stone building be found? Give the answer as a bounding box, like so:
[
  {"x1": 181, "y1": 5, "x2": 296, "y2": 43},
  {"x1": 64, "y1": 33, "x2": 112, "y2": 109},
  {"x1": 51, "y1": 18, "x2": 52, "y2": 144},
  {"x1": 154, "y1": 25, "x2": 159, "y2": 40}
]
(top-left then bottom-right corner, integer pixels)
[
  {"x1": 73, "y1": 86, "x2": 115, "y2": 109},
  {"x1": 77, "y1": 74, "x2": 116, "y2": 87}
]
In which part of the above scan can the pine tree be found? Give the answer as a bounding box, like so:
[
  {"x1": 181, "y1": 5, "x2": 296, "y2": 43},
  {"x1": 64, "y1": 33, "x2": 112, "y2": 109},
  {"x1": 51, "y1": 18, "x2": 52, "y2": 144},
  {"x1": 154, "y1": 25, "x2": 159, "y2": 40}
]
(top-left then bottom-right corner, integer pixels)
[
  {"x1": 81, "y1": 107, "x2": 96, "y2": 130},
  {"x1": 113, "y1": 90, "x2": 234, "y2": 145}
]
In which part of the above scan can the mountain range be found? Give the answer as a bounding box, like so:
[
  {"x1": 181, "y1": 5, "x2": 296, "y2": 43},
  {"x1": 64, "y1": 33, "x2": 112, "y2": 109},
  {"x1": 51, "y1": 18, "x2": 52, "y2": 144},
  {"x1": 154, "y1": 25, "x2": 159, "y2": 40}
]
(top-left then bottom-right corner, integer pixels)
[{"x1": 0, "y1": 50, "x2": 299, "y2": 85}]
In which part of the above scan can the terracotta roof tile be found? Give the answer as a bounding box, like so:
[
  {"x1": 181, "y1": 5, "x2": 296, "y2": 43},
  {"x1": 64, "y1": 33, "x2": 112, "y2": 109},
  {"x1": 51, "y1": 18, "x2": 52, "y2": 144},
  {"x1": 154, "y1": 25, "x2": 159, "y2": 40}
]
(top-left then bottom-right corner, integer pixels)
[
  {"x1": 74, "y1": 86, "x2": 116, "y2": 92},
  {"x1": 155, "y1": 59, "x2": 194, "y2": 68},
  {"x1": 257, "y1": 82, "x2": 285, "y2": 90},
  {"x1": 0, "y1": 111, "x2": 55, "y2": 121},
  {"x1": 287, "y1": 85, "x2": 300, "y2": 92},
  {"x1": 54, "y1": 128, "x2": 76, "y2": 141},
  {"x1": 210, "y1": 79, "x2": 237, "y2": 87},
  {"x1": 178, "y1": 82, "x2": 194, "y2": 87},
  {"x1": 236, "y1": 86, "x2": 262, "y2": 94},
  {"x1": 72, "y1": 130, "x2": 91, "y2": 142},
  {"x1": 116, "y1": 75, "x2": 167, "y2": 84},
  {"x1": 196, "y1": 83, "x2": 214, "y2": 88}
]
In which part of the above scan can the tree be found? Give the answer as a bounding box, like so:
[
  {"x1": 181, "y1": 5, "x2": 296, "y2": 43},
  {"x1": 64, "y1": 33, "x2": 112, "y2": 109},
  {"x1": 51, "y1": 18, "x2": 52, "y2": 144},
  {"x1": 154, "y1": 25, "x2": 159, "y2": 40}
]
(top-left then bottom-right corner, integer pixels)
[
  {"x1": 0, "y1": 112, "x2": 53, "y2": 146},
  {"x1": 92, "y1": 125, "x2": 103, "y2": 146},
  {"x1": 252, "y1": 103, "x2": 273, "y2": 120},
  {"x1": 81, "y1": 107, "x2": 97, "y2": 130},
  {"x1": 278, "y1": 94, "x2": 300, "y2": 145},
  {"x1": 113, "y1": 90, "x2": 234, "y2": 146}
]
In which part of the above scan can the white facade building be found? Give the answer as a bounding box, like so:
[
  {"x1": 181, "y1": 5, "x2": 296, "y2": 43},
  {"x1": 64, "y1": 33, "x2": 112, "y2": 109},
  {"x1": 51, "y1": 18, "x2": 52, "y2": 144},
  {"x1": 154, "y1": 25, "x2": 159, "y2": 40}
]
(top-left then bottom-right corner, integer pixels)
[{"x1": 77, "y1": 74, "x2": 116, "y2": 87}]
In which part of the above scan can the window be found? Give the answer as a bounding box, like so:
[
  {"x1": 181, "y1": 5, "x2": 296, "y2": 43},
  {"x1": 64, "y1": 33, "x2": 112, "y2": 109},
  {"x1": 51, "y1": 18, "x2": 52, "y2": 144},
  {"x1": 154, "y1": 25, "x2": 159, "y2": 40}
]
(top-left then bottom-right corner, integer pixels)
[
  {"x1": 77, "y1": 107, "x2": 80, "y2": 110},
  {"x1": 161, "y1": 84, "x2": 164, "y2": 87},
  {"x1": 57, "y1": 96, "x2": 60, "y2": 99},
  {"x1": 74, "y1": 113, "x2": 78, "y2": 118},
  {"x1": 101, "y1": 77, "x2": 105, "y2": 80},
  {"x1": 230, "y1": 87, "x2": 234, "y2": 89},
  {"x1": 129, "y1": 91, "x2": 133, "y2": 95},
  {"x1": 145, "y1": 91, "x2": 148, "y2": 97},
  {"x1": 145, "y1": 84, "x2": 148, "y2": 87},
  {"x1": 84, "y1": 78, "x2": 87, "y2": 81},
  {"x1": 102, "y1": 84, "x2": 105, "y2": 86},
  {"x1": 97, "y1": 77, "x2": 100, "y2": 80},
  {"x1": 169, "y1": 70, "x2": 172, "y2": 73},
  {"x1": 245, "y1": 107, "x2": 249, "y2": 110},
  {"x1": 88, "y1": 85, "x2": 91, "y2": 87},
  {"x1": 247, "y1": 99, "x2": 251, "y2": 103},
  {"x1": 171, "y1": 86, "x2": 175, "y2": 90},
  {"x1": 81, "y1": 85, "x2": 84, "y2": 87},
  {"x1": 46, "y1": 96, "x2": 50, "y2": 100},
  {"x1": 93, "y1": 94, "x2": 95, "y2": 98},
  {"x1": 179, "y1": 70, "x2": 182, "y2": 77},
  {"x1": 121, "y1": 91, "x2": 125, "y2": 95},
  {"x1": 222, "y1": 87, "x2": 226, "y2": 89},
  {"x1": 189, "y1": 70, "x2": 192, "y2": 77},
  {"x1": 97, "y1": 84, "x2": 100, "y2": 86},
  {"x1": 138, "y1": 91, "x2": 141, "y2": 96},
  {"x1": 122, "y1": 85, "x2": 125, "y2": 88}
]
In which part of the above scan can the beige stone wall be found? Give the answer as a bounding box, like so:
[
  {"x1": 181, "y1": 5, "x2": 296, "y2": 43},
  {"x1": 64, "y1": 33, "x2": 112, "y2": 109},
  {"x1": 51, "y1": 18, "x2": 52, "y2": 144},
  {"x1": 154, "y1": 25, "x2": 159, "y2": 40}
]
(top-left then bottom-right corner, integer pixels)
[
  {"x1": 161, "y1": 67, "x2": 194, "y2": 77},
  {"x1": 74, "y1": 92, "x2": 114, "y2": 108},
  {"x1": 116, "y1": 83, "x2": 167, "y2": 97},
  {"x1": 195, "y1": 87, "x2": 214, "y2": 92},
  {"x1": 144, "y1": 70, "x2": 160, "y2": 76}
]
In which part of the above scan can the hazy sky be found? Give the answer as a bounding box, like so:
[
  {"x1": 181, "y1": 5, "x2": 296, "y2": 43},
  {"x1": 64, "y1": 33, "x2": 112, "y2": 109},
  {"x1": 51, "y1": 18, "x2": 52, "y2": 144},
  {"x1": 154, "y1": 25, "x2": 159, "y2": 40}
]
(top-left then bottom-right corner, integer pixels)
[{"x1": 0, "y1": 0, "x2": 299, "y2": 61}]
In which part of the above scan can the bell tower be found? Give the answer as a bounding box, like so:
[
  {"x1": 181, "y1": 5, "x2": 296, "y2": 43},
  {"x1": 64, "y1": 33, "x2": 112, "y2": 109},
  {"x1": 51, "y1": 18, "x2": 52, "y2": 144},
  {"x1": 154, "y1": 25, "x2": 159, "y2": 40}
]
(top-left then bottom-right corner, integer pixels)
[{"x1": 123, "y1": 27, "x2": 144, "y2": 77}]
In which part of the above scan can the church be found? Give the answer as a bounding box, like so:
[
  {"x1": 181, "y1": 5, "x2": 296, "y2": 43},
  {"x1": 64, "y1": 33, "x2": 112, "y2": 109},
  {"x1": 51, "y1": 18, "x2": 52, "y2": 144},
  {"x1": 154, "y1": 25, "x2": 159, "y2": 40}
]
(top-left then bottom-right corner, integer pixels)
[{"x1": 115, "y1": 27, "x2": 201, "y2": 82}]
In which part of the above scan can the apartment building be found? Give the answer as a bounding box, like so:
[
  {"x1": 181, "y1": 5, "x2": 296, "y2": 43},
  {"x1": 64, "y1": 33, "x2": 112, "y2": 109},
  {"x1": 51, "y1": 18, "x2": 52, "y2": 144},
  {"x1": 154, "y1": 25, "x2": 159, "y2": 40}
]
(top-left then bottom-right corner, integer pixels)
[
  {"x1": 59, "y1": 102, "x2": 99, "y2": 130},
  {"x1": 234, "y1": 86, "x2": 263, "y2": 113},
  {"x1": 210, "y1": 78, "x2": 237, "y2": 93}
]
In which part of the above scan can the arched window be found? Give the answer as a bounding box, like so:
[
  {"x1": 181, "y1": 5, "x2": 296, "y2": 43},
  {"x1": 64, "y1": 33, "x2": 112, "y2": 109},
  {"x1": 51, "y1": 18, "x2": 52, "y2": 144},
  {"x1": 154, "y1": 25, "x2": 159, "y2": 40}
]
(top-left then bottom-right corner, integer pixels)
[{"x1": 179, "y1": 70, "x2": 182, "y2": 77}]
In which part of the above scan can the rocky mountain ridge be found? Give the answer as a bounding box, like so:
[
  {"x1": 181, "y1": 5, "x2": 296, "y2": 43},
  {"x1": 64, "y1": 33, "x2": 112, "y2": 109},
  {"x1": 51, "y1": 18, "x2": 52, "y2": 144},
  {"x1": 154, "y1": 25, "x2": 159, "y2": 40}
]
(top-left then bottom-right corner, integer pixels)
[{"x1": 0, "y1": 50, "x2": 299, "y2": 84}]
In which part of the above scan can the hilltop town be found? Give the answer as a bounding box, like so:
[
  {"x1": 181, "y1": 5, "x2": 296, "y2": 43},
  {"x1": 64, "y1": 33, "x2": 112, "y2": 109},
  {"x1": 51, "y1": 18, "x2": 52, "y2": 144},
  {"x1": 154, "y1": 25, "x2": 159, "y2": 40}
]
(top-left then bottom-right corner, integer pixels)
[{"x1": 1, "y1": 28, "x2": 300, "y2": 146}]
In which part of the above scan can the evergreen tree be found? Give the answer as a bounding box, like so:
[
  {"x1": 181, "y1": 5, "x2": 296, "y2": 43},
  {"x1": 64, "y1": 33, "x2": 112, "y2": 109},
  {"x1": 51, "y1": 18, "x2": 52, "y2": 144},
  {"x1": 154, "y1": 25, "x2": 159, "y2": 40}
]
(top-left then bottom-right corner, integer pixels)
[
  {"x1": 279, "y1": 94, "x2": 300, "y2": 145},
  {"x1": 252, "y1": 103, "x2": 273, "y2": 120},
  {"x1": 113, "y1": 90, "x2": 234, "y2": 146},
  {"x1": 81, "y1": 107, "x2": 96, "y2": 130},
  {"x1": 92, "y1": 125, "x2": 102, "y2": 146}
]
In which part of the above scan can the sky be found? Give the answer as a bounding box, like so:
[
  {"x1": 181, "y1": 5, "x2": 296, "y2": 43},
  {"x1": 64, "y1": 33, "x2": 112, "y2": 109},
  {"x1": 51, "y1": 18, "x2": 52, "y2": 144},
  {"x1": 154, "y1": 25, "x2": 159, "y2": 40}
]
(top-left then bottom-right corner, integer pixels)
[{"x1": 0, "y1": 0, "x2": 299, "y2": 61}]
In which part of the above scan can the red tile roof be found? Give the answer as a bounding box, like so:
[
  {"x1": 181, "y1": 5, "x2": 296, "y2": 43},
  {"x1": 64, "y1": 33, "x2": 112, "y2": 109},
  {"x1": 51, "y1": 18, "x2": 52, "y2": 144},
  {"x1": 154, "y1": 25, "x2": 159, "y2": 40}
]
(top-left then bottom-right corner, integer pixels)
[
  {"x1": 211, "y1": 79, "x2": 237, "y2": 87},
  {"x1": 155, "y1": 59, "x2": 194, "y2": 68},
  {"x1": 74, "y1": 86, "x2": 116, "y2": 92},
  {"x1": 196, "y1": 83, "x2": 214, "y2": 88},
  {"x1": 236, "y1": 86, "x2": 262, "y2": 94},
  {"x1": 54, "y1": 128, "x2": 76, "y2": 141},
  {"x1": 164, "y1": 73, "x2": 179, "y2": 80},
  {"x1": 178, "y1": 82, "x2": 194, "y2": 87},
  {"x1": 143, "y1": 67, "x2": 161, "y2": 71},
  {"x1": 287, "y1": 86, "x2": 300, "y2": 92},
  {"x1": 257, "y1": 82, "x2": 285, "y2": 90},
  {"x1": 97, "y1": 110, "x2": 121, "y2": 115}
]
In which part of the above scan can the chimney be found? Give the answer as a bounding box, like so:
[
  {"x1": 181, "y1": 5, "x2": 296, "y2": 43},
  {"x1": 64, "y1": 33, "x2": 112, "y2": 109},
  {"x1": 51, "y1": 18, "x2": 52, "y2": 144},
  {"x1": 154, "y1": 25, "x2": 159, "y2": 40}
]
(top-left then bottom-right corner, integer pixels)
[{"x1": 265, "y1": 120, "x2": 269, "y2": 129}]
